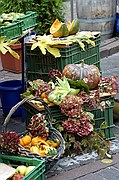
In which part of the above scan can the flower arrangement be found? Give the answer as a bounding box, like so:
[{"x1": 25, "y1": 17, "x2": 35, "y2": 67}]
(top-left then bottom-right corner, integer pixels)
[{"x1": 21, "y1": 68, "x2": 119, "y2": 159}]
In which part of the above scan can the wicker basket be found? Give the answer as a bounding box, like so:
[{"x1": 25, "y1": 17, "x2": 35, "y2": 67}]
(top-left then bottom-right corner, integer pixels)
[{"x1": 2, "y1": 97, "x2": 65, "y2": 163}]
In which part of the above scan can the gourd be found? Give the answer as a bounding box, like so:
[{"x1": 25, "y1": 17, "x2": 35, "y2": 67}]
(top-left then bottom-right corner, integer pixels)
[
  {"x1": 46, "y1": 139, "x2": 60, "y2": 148},
  {"x1": 62, "y1": 62, "x2": 100, "y2": 90},
  {"x1": 20, "y1": 135, "x2": 32, "y2": 146},
  {"x1": 46, "y1": 146, "x2": 57, "y2": 156},
  {"x1": 50, "y1": 19, "x2": 69, "y2": 38},
  {"x1": 67, "y1": 18, "x2": 80, "y2": 35},
  {"x1": 31, "y1": 136, "x2": 47, "y2": 146}
]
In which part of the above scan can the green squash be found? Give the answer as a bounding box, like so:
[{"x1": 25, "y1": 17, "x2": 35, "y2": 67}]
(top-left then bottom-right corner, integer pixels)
[
  {"x1": 46, "y1": 146, "x2": 58, "y2": 156},
  {"x1": 50, "y1": 19, "x2": 69, "y2": 38},
  {"x1": 67, "y1": 18, "x2": 80, "y2": 35}
]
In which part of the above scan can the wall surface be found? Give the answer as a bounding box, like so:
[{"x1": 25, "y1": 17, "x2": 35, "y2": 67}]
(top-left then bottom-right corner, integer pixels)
[
  {"x1": 64, "y1": 0, "x2": 119, "y2": 22},
  {"x1": 63, "y1": 0, "x2": 77, "y2": 22}
]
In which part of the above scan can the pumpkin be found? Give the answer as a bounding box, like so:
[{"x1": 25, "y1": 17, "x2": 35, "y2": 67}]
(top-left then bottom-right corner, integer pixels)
[
  {"x1": 20, "y1": 135, "x2": 32, "y2": 146},
  {"x1": 67, "y1": 18, "x2": 80, "y2": 35},
  {"x1": 30, "y1": 146, "x2": 40, "y2": 154},
  {"x1": 50, "y1": 19, "x2": 69, "y2": 38},
  {"x1": 62, "y1": 62, "x2": 100, "y2": 90},
  {"x1": 46, "y1": 139, "x2": 60, "y2": 148},
  {"x1": 31, "y1": 136, "x2": 46, "y2": 146}
]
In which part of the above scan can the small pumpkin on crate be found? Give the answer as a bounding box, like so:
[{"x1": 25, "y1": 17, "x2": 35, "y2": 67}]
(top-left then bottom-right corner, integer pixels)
[{"x1": 62, "y1": 61, "x2": 101, "y2": 90}]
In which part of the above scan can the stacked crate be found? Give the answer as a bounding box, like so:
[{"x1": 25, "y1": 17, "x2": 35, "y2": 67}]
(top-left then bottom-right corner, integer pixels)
[
  {"x1": 0, "y1": 11, "x2": 37, "y2": 40},
  {"x1": 25, "y1": 35, "x2": 101, "y2": 82},
  {"x1": 24, "y1": 34, "x2": 116, "y2": 140}
]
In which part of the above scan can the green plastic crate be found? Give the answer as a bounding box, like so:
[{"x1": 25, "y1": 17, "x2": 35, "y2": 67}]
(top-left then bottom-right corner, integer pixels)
[
  {"x1": 24, "y1": 103, "x2": 67, "y2": 127},
  {"x1": 0, "y1": 21, "x2": 23, "y2": 40},
  {"x1": 24, "y1": 96, "x2": 115, "y2": 140},
  {"x1": 16, "y1": 11, "x2": 37, "y2": 30},
  {"x1": 25, "y1": 35, "x2": 100, "y2": 82},
  {"x1": 0, "y1": 154, "x2": 45, "y2": 180},
  {"x1": 90, "y1": 96, "x2": 115, "y2": 140}
]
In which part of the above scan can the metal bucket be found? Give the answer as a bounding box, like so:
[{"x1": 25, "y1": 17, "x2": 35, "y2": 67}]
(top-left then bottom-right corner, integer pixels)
[{"x1": 76, "y1": 0, "x2": 117, "y2": 40}]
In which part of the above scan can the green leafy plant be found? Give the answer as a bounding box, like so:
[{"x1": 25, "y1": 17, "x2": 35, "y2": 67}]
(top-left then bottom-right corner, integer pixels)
[
  {"x1": 0, "y1": 0, "x2": 65, "y2": 35},
  {"x1": 54, "y1": 119, "x2": 110, "y2": 159}
]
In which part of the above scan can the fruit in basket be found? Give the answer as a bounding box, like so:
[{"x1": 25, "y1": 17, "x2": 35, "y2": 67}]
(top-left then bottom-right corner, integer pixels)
[
  {"x1": 16, "y1": 165, "x2": 27, "y2": 175},
  {"x1": 67, "y1": 18, "x2": 80, "y2": 35},
  {"x1": 25, "y1": 166, "x2": 35, "y2": 175},
  {"x1": 11, "y1": 173, "x2": 24, "y2": 180},
  {"x1": 50, "y1": 19, "x2": 69, "y2": 38},
  {"x1": 16, "y1": 165, "x2": 35, "y2": 177},
  {"x1": 20, "y1": 135, "x2": 31, "y2": 146},
  {"x1": 62, "y1": 61, "x2": 100, "y2": 90},
  {"x1": 46, "y1": 146, "x2": 58, "y2": 156},
  {"x1": 27, "y1": 113, "x2": 49, "y2": 138},
  {"x1": 31, "y1": 136, "x2": 47, "y2": 146},
  {"x1": 46, "y1": 139, "x2": 60, "y2": 148},
  {"x1": 30, "y1": 146, "x2": 41, "y2": 154},
  {"x1": 38, "y1": 144, "x2": 57, "y2": 156},
  {"x1": 0, "y1": 131, "x2": 20, "y2": 154}
]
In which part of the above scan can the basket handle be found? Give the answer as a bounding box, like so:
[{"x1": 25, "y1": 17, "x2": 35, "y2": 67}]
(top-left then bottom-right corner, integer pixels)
[{"x1": 2, "y1": 97, "x2": 54, "y2": 133}]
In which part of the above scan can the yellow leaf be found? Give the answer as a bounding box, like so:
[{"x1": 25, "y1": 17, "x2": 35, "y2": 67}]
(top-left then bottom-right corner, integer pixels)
[
  {"x1": 0, "y1": 36, "x2": 6, "y2": 43},
  {"x1": 46, "y1": 45, "x2": 61, "y2": 58},
  {"x1": 0, "y1": 45, "x2": 8, "y2": 54},
  {"x1": 76, "y1": 39, "x2": 85, "y2": 51},
  {"x1": 101, "y1": 158, "x2": 113, "y2": 164},
  {"x1": 31, "y1": 41, "x2": 47, "y2": 55},
  {"x1": 0, "y1": 37, "x2": 19, "y2": 59},
  {"x1": 9, "y1": 49, "x2": 20, "y2": 59},
  {"x1": 31, "y1": 39, "x2": 61, "y2": 57},
  {"x1": 31, "y1": 42, "x2": 40, "y2": 50},
  {"x1": 38, "y1": 41, "x2": 47, "y2": 55},
  {"x1": 84, "y1": 39, "x2": 95, "y2": 47}
]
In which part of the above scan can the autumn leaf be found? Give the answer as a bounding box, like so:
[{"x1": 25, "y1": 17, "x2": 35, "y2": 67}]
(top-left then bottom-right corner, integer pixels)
[
  {"x1": 0, "y1": 36, "x2": 19, "y2": 59},
  {"x1": 101, "y1": 158, "x2": 113, "y2": 164},
  {"x1": 46, "y1": 45, "x2": 61, "y2": 58},
  {"x1": 31, "y1": 40, "x2": 61, "y2": 57},
  {"x1": 84, "y1": 39, "x2": 95, "y2": 47},
  {"x1": 31, "y1": 41, "x2": 40, "y2": 50},
  {"x1": 76, "y1": 39, "x2": 85, "y2": 51}
]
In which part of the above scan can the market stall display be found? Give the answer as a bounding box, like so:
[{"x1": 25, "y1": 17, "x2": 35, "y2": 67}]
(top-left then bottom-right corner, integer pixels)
[
  {"x1": 0, "y1": 15, "x2": 118, "y2": 175},
  {"x1": 22, "y1": 75, "x2": 117, "y2": 141}
]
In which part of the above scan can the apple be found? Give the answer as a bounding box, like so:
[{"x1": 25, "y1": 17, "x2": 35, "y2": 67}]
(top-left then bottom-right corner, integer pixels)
[
  {"x1": 16, "y1": 165, "x2": 27, "y2": 176},
  {"x1": 11, "y1": 173, "x2": 24, "y2": 180},
  {"x1": 25, "y1": 166, "x2": 36, "y2": 175}
]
